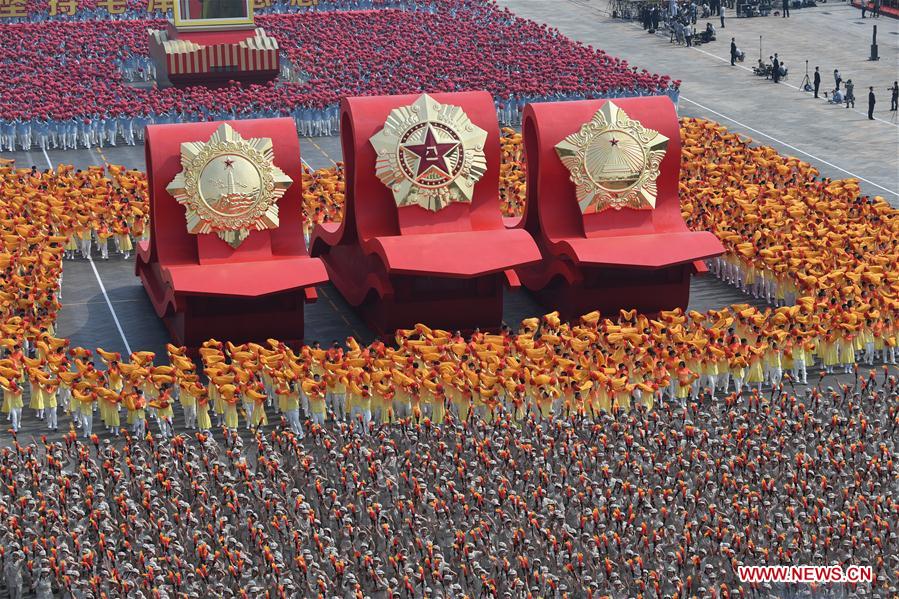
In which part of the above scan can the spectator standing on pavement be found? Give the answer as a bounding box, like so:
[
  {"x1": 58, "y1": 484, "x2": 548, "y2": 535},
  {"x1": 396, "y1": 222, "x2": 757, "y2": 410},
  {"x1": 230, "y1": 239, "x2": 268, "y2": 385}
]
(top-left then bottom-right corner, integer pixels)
[
  {"x1": 861, "y1": 0, "x2": 867, "y2": 17},
  {"x1": 720, "y1": 4, "x2": 726, "y2": 27},
  {"x1": 834, "y1": 69, "x2": 842, "y2": 91},
  {"x1": 845, "y1": 79, "x2": 855, "y2": 108},
  {"x1": 889, "y1": 81, "x2": 898, "y2": 111},
  {"x1": 872, "y1": 0, "x2": 880, "y2": 17},
  {"x1": 685, "y1": 22, "x2": 694, "y2": 46},
  {"x1": 868, "y1": 87, "x2": 875, "y2": 119},
  {"x1": 782, "y1": 0, "x2": 790, "y2": 16},
  {"x1": 730, "y1": 38, "x2": 738, "y2": 65},
  {"x1": 813, "y1": 67, "x2": 821, "y2": 98},
  {"x1": 772, "y1": 54, "x2": 781, "y2": 83}
]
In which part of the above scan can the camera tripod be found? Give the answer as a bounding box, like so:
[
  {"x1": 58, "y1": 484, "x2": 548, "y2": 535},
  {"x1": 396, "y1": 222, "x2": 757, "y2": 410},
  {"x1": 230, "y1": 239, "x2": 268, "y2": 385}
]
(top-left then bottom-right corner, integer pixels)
[{"x1": 800, "y1": 60, "x2": 811, "y2": 91}]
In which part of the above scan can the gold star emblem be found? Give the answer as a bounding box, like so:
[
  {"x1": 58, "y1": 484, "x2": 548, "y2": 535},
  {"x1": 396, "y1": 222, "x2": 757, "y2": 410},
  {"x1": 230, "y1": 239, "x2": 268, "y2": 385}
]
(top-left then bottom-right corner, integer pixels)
[
  {"x1": 369, "y1": 93, "x2": 488, "y2": 212},
  {"x1": 166, "y1": 123, "x2": 293, "y2": 248},
  {"x1": 555, "y1": 101, "x2": 669, "y2": 214}
]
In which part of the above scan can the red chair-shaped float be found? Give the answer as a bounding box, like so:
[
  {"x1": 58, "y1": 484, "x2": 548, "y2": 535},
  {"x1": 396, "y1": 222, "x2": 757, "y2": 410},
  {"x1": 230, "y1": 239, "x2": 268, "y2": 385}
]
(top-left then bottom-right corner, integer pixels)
[
  {"x1": 137, "y1": 118, "x2": 328, "y2": 348},
  {"x1": 513, "y1": 97, "x2": 724, "y2": 319},
  {"x1": 311, "y1": 91, "x2": 541, "y2": 337}
]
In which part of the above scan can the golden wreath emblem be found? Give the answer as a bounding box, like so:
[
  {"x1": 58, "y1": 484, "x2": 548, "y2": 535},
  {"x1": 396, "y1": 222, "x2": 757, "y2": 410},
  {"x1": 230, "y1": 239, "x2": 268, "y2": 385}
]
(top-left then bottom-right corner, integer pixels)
[
  {"x1": 370, "y1": 93, "x2": 488, "y2": 212},
  {"x1": 555, "y1": 101, "x2": 669, "y2": 214},
  {"x1": 166, "y1": 123, "x2": 292, "y2": 248}
]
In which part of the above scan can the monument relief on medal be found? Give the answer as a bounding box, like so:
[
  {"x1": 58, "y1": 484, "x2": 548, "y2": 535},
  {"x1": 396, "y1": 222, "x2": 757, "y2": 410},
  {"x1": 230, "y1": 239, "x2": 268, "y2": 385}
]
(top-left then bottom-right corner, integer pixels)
[
  {"x1": 556, "y1": 101, "x2": 669, "y2": 214},
  {"x1": 166, "y1": 123, "x2": 292, "y2": 248}
]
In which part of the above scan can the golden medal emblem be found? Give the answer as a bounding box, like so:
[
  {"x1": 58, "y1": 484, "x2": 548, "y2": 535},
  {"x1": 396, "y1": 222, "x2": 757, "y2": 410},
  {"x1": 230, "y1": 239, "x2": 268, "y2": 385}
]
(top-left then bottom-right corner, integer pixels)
[
  {"x1": 166, "y1": 123, "x2": 293, "y2": 248},
  {"x1": 369, "y1": 93, "x2": 488, "y2": 212},
  {"x1": 555, "y1": 101, "x2": 669, "y2": 214}
]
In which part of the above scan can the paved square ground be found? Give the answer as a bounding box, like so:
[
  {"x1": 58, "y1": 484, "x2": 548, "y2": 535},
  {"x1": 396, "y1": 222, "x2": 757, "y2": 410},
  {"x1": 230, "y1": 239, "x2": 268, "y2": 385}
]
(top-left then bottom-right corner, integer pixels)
[{"x1": 498, "y1": 0, "x2": 898, "y2": 200}]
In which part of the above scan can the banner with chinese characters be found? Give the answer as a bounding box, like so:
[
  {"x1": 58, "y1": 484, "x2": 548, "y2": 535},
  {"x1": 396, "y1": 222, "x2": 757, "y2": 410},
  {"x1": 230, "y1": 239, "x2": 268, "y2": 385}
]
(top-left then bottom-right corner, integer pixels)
[{"x1": 0, "y1": 0, "x2": 316, "y2": 18}]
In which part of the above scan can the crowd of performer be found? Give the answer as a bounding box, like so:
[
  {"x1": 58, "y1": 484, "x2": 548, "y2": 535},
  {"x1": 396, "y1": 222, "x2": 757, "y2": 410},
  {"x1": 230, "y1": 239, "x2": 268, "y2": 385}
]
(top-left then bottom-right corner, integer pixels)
[
  {"x1": 0, "y1": 0, "x2": 678, "y2": 150},
  {"x1": 1, "y1": 384, "x2": 896, "y2": 596},
  {"x1": 0, "y1": 117, "x2": 897, "y2": 594}
]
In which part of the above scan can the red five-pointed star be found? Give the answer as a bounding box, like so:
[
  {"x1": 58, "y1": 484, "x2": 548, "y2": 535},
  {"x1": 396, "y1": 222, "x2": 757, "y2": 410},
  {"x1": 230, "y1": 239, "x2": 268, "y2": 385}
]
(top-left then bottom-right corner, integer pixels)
[
  {"x1": 223, "y1": 157, "x2": 235, "y2": 169},
  {"x1": 403, "y1": 126, "x2": 459, "y2": 178},
  {"x1": 609, "y1": 138, "x2": 619, "y2": 146}
]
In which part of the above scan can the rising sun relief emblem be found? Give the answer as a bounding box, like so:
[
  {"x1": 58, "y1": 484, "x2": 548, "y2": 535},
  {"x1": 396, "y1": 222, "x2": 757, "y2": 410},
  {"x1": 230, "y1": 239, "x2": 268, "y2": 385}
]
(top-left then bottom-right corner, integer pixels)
[
  {"x1": 555, "y1": 101, "x2": 669, "y2": 214},
  {"x1": 166, "y1": 123, "x2": 293, "y2": 248}
]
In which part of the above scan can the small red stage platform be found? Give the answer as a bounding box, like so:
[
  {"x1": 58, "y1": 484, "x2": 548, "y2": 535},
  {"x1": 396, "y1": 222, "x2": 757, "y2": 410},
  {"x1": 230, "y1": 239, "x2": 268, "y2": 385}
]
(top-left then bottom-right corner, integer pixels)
[
  {"x1": 137, "y1": 118, "x2": 327, "y2": 349},
  {"x1": 512, "y1": 96, "x2": 724, "y2": 320},
  {"x1": 311, "y1": 91, "x2": 541, "y2": 337},
  {"x1": 148, "y1": 24, "x2": 279, "y2": 88},
  {"x1": 148, "y1": 0, "x2": 279, "y2": 88}
]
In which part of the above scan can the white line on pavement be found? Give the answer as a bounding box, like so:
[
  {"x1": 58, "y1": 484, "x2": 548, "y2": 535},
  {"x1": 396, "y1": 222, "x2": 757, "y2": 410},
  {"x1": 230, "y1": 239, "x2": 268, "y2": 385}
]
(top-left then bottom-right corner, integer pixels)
[
  {"x1": 41, "y1": 147, "x2": 53, "y2": 170},
  {"x1": 63, "y1": 299, "x2": 142, "y2": 306},
  {"x1": 679, "y1": 95, "x2": 899, "y2": 197},
  {"x1": 88, "y1": 146, "x2": 104, "y2": 167},
  {"x1": 305, "y1": 137, "x2": 339, "y2": 166},
  {"x1": 87, "y1": 256, "x2": 133, "y2": 355}
]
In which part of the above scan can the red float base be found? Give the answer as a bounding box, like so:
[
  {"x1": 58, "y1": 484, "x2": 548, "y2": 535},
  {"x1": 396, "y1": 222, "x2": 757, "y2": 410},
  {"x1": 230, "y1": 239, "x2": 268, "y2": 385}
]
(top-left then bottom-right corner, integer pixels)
[
  {"x1": 137, "y1": 245, "x2": 315, "y2": 350},
  {"x1": 520, "y1": 262, "x2": 695, "y2": 322},
  {"x1": 167, "y1": 70, "x2": 278, "y2": 89},
  {"x1": 320, "y1": 246, "x2": 505, "y2": 338}
]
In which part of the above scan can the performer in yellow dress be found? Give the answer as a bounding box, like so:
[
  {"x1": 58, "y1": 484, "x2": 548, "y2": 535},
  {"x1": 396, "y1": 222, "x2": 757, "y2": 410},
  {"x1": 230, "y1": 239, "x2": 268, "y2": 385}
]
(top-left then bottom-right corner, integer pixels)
[
  {"x1": 283, "y1": 379, "x2": 303, "y2": 436},
  {"x1": 374, "y1": 378, "x2": 395, "y2": 424},
  {"x1": 729, "y1": 353, "x2": 748, "y2": 395},
  {"x1": 179, "y1": 380, "x2": 198, "y2": 430},
  {"x1": 27, "y1": 367, "x2": 46, "y2": 419},
  {"x1": 220, "y1": 384, "x2": 239, "y2": 431},
  {"x1": 248, "y1": 386, "x2": 269, "y2": 429},
  {"x1": 114, "y1": 218, "x2": 133, "y2": 259},
  {"x1": 302, "y1": 375, "x2": 327, "y2": 426},
  {"x1": 821, "y1": 330, "x2": 840, "y2": 374},
  {"x1": 745, "y1": 345, "x2": 766, "y2": 393},
  {"x1": 74, "y1": 389, "x2": 96, "y2": 437},
  {"x1": 151, "y1": 388, "x2": 175, "y2": 438},
  {"x1": 41, "y1": 378, "x2": 59, "y2": 431},
  {"x1": 196, "y1": 389, "x2": 212, "y2": 432},
  {"x1": 131, "y1": 393, "x2": 147, "y2": 437},
  {"x1": 0, "y1": 378, "x2": 23, "y2": 432}
]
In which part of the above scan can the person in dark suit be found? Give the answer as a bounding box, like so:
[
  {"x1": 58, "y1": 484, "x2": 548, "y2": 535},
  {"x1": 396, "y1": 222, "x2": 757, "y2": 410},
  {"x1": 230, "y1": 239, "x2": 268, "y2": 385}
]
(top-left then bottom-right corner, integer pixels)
[
  {"x1": 772, "y1": 54, "x2": 780, "y2": 83},
  {"x1": 782, "y1": 0, "x2": 790, "y2": 16},
  {"x1": 868, "y1": 87, "x2": 875, "y2": 120},
  {"x1": 813, "y1": 67, "x2": 821, "y2": 98},
  {"x1": 730, "y1": 38, "x2": 737, "y2": 65}
]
